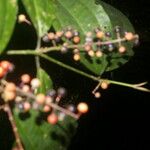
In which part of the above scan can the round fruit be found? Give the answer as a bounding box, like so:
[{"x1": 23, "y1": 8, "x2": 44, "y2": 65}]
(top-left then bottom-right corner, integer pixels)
[
  {"x1": 47, "y1": 113, "x2": 58, "y2": 125},
  {"x1": 73, "y1": 36, "x2": 80, "y2": 44},
  {"x1": 94, "y1": 92, "x2": 101, "y2": 98},
  {"x1": 31, "y1": 78, "x2": 41, "y2": 89},
  {"x1": 73, "y1": 54, "x2": 80, "y2": 61},
  {"x1": 5, "y1": 82, "x2": 16, "y2": 92},
  {"x1": 101, "y1": 81, "x2": 109, "y2": 90},
  {"x1": 125, "y1": 32, "x2": 134, "y2": 41},
  {"x1": 43, "y1": 105, "x2": 51, "y2": 112},
  {"x1": 77, "y1": 102, "x2": 88, "y2": 114},
  {"x1": 21, "y1": 74, "x2": 31, "y2": 84},
  {"x1": 23, "y1": 102, "x2": 31, "y2": 112},
  {"x1": 119, "y1": 46, "x2": 126, "y2": 53},
  {"x1": 48, "y1": 32, "x2": 55, "y2": 40},
  {"x1": 36, "y1": 93, "x2": 46, "y2": 105}
]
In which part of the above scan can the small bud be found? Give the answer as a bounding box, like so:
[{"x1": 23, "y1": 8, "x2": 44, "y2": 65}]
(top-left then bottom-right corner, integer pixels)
[
  {"x1": 18, "y1": 14, "x2": 31, "y2": 25},
  {"x1": 18, "y1": 14, "x2": 26, "y2": 23}
]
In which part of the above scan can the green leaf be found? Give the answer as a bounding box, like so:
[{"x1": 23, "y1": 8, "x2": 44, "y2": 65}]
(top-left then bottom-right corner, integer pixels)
[
  {"x1": 51, "y1": 0, "x2": 134, "y2": 74},
  {"x1": 14, "y1": 68, "x2": 77, "y2": 150},
  {"x1": 14, "y1": 109, "x2": 77, "y2": 150},
  {"x1": 37, "y1": 68, "x2": 53, "y2": 94},
  {"x1": 99, "y1": 1, "x2": 135, "y2": 71},
  {"x1": 0, "y1": 0, "x2": 18, "y2": 54},
  {"x1": 52, "y1": 0, "x2": 111, "y2": 75},
  {"x1": 21, "y1": 0, "x2": 55, "y2": 37}
]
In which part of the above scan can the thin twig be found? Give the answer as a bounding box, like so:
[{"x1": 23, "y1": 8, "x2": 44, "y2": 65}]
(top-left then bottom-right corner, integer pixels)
[
  {"x1": 4, "y1": 104, "x2": 24, "y2": 150},
  {"x1": 6, "y1": 50, "x2": 150, "y2": 93}
]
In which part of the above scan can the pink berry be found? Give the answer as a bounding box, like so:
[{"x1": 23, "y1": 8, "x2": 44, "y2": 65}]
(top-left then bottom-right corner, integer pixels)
[
  {"x1": 43, "y1": 105, "x2": 51, "y2": 112},
  {"x1": 47, "y1": 113, "x2": 58, "y2": 125},
  {"x1": 23, "y1": 102, "x2": 31, "y2": 112},
  {"x1": 21, "y1": 74, "x2": 31, "y2": 84}
]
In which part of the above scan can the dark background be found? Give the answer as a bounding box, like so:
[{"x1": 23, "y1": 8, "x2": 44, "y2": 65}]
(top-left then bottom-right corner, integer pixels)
[{"x1": 0, "y1": 0, "x2": 150, "y2": 150}]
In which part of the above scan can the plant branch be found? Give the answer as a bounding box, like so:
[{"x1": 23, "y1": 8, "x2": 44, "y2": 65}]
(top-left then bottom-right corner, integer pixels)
[
  {"x1": 7, "y1": 50, "x2": 150, "y2": 92},
  {"x1": 35, "y1": 37, "x2": 41, "y2": 70},
  {"x1": 4, "y1": 103, "x2": 24, "y2": 150},
  {"x1": 6, "y1": 34, "x2": 138, "y2": 54},
  {"x1": 1, "y1": 80, "x2": 79, "y2": 119}
]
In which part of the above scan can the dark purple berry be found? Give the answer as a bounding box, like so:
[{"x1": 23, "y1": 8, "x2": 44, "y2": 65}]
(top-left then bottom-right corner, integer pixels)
[
  {"x1": 57, "y1": 87, "x2": 66, "y2": 97},
  {"x1": 105, "y1": 32, "x2": 111, "y2": 37},
  {"x1": 47, "y1": 89, "x2": 56, "y2": 98}
]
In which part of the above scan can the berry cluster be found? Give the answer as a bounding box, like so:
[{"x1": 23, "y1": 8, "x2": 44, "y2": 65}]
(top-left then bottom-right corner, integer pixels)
[
  {"x1": 42, "y1": 27, "x2": 139, "y2": 61},
  {"x1": 0, "y1": 61, "x2": 89, "y2": 125}
]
